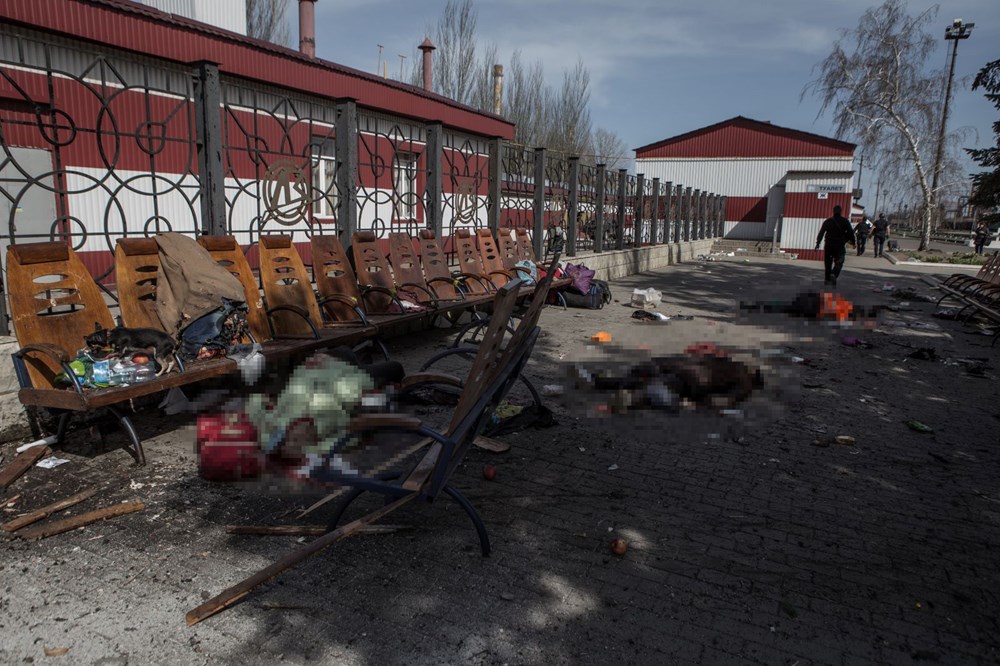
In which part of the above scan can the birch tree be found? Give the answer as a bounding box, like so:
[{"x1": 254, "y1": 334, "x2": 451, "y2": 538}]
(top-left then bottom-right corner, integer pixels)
[{"x1": 806, "y1": 0, "x2": 958, "y2": 250}]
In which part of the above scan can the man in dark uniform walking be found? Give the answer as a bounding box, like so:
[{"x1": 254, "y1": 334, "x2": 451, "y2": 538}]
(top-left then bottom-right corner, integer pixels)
[{"x1": 815, "y1": 205, "x2": 856, "y2": 287}]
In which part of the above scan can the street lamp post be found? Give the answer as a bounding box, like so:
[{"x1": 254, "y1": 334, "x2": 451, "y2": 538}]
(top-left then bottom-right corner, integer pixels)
[{"x1": 930, "y1": 18, "x2": 974, "y2": 234}]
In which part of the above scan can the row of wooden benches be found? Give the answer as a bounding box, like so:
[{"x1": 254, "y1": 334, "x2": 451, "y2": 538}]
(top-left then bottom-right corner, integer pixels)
[
  {"x1": 7, "y1": 227, "x2": 565, "y2": 465},
  {"x1": 927, "y1": 252, "x2": 1000, "y2": 345}
]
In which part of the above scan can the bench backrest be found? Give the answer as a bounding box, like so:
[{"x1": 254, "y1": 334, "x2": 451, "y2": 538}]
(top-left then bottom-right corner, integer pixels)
[
  {"x1": 497, "y1": 227, "x2": 520, "y2": 270},
  {"x1": 387, "y1": 232, "x2": 432, "y2": 301},
  {"x1": 114, "y1": 238, "x2": 164, "y2": 331},
  {"x1": 310, "y1": 234, "x2": 364, "y2": 321},
  {"x1": 415, "y1": 230, "x2": 461, "y2": 300},
  {"x1": 197, "y1": 235, "x2": 271, "y2": 341},
  {"x1": 351, "y1": 231, "x2": 394, "y2": 312},
  {"x1": 476, "y1": 229, "x2": 511, "y2": 285},
  {"x1": 258, "y1": 235, "x2": 323, "y2": 336},
  {"x1": 6, "y1": 242, "x2": 115, "y2": 389},
  {"x1": 515, "y1": 229, "x2": 536, "y2": 262},
  {"x1": 454, "y1": 229, "x2": 490, "y2": 294}
]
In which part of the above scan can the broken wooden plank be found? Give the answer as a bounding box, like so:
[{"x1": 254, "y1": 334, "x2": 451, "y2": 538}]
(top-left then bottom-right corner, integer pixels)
[
  {"x1": 2, "y1": 486, "x2": 99, "y2": 533},
  {"x1": 17, "y1": 500, "x2": 144, "y2": 540},
  {"x1": 225, "y1": 524, "x2": 409, "y2": 537},
  {"x1": 473, "y1": 435, "x2": 511, "y2": 453},
  {"x1": 0, "y1": 446, "x2": 50, "y2": 490},
  {"x1": 187, "y1": 493, "x2": 417, "y2": 626}
]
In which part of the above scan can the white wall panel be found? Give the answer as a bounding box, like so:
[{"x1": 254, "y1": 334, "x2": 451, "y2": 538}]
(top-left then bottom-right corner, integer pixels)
[
  {"x1": 635, "y1": 157, "x2": 854, "y2": 197},
  {"x1": 780, "y1": 216, "x2": 826, "y2": 249}
]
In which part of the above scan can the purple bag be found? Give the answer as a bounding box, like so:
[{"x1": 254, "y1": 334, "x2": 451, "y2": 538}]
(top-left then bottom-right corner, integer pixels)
[{"x1": 563, "y1": 263, "x2": 595, "y2": 294}]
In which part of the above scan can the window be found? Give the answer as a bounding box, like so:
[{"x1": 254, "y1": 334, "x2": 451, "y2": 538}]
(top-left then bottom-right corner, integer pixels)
[
  {"x1": 393, "y1": 151, "x2": 418, "y2": 220},
  {"x1": 311, "y1": 138, "x2": 337, "y2": 219}
]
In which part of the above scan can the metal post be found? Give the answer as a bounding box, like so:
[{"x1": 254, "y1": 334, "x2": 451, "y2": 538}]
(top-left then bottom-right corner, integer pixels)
[
  {"x1": 532, "y1": 147, "x2": 546, "y2": 260},
  {"x1": 193, "y1": 61, "x2": 225, "y2": 236},
  {"x1": 720, "y1": 196, "x2": 727, "y2": 239},
  {"x1": 650, "y1": 178, "x2": 660, "y2": 246},
  {"x1": 567, "y1": 156, "x2": 580, "y2": 257},
  {"x1": 634, "y1": 173, "x2": 645, "y2": 248},
  {"x1": 686, "y1": 188, "x2": 695, "y2": 242},
  {"x1": 594, "y1": 164, "x2": 606, "y2": 254},
  {"x1": 616, "y1": 169, "x2": 627, "y2": 251},
  {"x1": 335, "y1": 98, "x2": 359, "y2": 246},
  {"x1": 487, "y1": 138, "x2": 502, "y2": 235},
  {"x1": 425, "y1": 122, "x2": 443, "y2": 239},
  {"x1": 674, "y1": 185, "x2": 682, "y2": 244},
  {"x1": 700, "y1": 191, "x2": 708, "y2": 240},
  {"x1": 663, "y1": 182, "x2": 673, "y2": 243}
]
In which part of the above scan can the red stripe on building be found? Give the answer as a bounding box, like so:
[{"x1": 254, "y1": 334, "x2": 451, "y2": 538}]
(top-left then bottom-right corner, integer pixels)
[{"x1": 723, "y1": 196, "x2": 767, "y2": 223}]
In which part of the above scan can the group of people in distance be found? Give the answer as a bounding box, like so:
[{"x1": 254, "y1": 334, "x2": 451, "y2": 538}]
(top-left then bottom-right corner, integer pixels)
[{"x1": 814, "y1": 206, "x2": 891, "y2": 287}]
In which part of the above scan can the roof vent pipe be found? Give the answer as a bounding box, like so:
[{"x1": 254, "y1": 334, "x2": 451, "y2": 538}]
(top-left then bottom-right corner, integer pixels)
[
  {"x1": 299, "y1": 0, "x2": 317, "y2": 58},
  {"x1": 418, "y1": 38, "x2": 436, "y2": 91}
]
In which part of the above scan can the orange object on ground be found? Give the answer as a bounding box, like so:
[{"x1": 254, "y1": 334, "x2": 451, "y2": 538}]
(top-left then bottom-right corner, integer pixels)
[
  {"x1": 820, "y1": 292, "x2": 854, "y2": 321},
  {"x1": 591, "y1": 331, "x2": 612, "y2": 343}
]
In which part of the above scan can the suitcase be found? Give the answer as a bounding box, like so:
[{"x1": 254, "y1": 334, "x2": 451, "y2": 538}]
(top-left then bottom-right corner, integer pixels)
[{"x1": 196, "y1": 412, "x2": 262, "y2": 481}]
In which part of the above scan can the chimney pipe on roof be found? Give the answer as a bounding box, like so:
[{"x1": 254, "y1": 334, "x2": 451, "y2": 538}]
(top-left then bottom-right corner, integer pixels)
[
  {"x1": 418, "y1": 38, "x2": 436, "y2": 91},
  {"x1": 299, "y1": 0, "x2": 317, "y2": 58},
  {"x1": 492, "y1": 64, "x2": 503, "y2": 115}
]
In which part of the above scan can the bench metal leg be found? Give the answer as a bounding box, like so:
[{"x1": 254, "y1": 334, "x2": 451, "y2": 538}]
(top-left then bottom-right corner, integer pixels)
[
  {"x1": 325, "y1": 472, "x2": 402, "y2": 532},
  {"x1": 442, "y1": 485, "x2": 490, "y2": 557},
  {"x1": 55, "y1": 411, "x2": 71, "y2": 445},
  {"x1": 106, "y1": 405, "x2": 145, "y2": 466}
]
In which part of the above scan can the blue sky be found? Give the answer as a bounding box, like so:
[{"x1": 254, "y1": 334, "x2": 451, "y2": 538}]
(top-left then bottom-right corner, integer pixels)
[{"x1": 307, "y1": 0, "x2": 999, "y2": 211}]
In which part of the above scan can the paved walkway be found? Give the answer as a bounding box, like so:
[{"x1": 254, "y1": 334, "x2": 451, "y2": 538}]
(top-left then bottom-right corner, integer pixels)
[{"x1": 1, "y1": 255, "x2": 997, "y2": 665}]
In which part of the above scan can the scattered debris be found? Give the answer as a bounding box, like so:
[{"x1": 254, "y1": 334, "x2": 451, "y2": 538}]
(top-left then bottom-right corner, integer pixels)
[
  {"x1": 610, "y1": 538, "x2": 628, "y2": 556},
  {"x1": 632, "y1": 310, "x2": 669, "y2": 322},
  {"x1": 2, "y1": 486, "x2": 100, "y2": 533},
  {"x1": 0, "y1": 446, "x2": 50, "y2": 490},
  {"x1": 15, "y1": 434, "x2": 58, "y2": 454},
  {"x1": 907, "y1": 348, "x2": 937, "y2": 361},
  {"x1": 835, "y1": 435, "x2": 856, "y2": 446},
  {"x1": 43, "y1": 647, "x2": 70, "y2": 657},
  {"x1": 482, "y1": 465, "x2": 497, "y2": 481},
  {"x1": 905, "y1": 420, "x2": 934, "y2": 434},
  {"x1": 540, "y1": 384, "x2": 565, "y2": 397},
  {"x1": 473, "y1": 436, "x2": 511, "y2": 453},
  {"x1": 17, "y1": 500, "x2": 145, "y2": 541},
  {"x1": 35, "y1": 456, "x2": 70, "y2": 470},
  {"x1": 607, "y1": 464, "x2": 619, "y2": 471},
  {"x1": 226, "y1": 525, "x2": 407, "y2": 537},
  {"x1": 630, "y1": 287, "x2": 663, "y2": 308}
]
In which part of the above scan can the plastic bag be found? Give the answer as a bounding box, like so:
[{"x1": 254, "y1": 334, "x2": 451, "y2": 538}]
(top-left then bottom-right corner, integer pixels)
[{"x1": 631, "y1": 288, "x2": 663, "y2": 308}]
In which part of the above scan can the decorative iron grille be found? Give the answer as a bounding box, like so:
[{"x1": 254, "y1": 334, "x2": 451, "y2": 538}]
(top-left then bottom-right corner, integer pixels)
[
  {"x1": 0, "y1": 27, "x2": 201, "y2": 286},
  {"x1": 575, "y1": 163, "x2": 598, "y2": 252},
  {"x1": 499, "y1": 142, "x2": 534, "y2": 231}
]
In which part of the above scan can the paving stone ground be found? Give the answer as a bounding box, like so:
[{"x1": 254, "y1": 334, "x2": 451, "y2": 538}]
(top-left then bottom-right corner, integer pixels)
[{"x1": 1, "y1": 254, "x2": 998, "y2": 665}]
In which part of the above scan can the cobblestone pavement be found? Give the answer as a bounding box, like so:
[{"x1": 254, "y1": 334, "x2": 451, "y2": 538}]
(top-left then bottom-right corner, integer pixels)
[{"x1": 1, "y1": 256, "x2": 998, "y2": 665}]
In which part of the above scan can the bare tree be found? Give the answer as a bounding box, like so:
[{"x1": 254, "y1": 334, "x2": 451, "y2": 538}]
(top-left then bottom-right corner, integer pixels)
[
  {"x1": 967, "y1": 59, "x2": 1000, "y2": 226},
  {"x1": 805, "y1": 0, "x2": 965, "y2": 250},
  {"x1": 542, "y1": 59, "x2": 592, "y2": 155},
  {"x1": 504, "y1": 50, "x2": 547, "y2": 146},
  {"x1": 589, "y1": 127, "x2": 629, "y2": 171},
  {"x1": 246, "y1": 0, "x2": 290, "y2": 46}
]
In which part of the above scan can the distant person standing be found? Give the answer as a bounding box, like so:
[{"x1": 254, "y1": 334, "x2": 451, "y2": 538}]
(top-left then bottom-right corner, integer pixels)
[
  {"x1": 973, "y1": 221, "x2": 991, "y2": 255},
  {"x1": 854, "y1": 217, "x2": 872, "y2": 256},
  {"x1": 815, "y1": 205, "x2": 856, "y2": 287},
  {"x1": 872, "y1": 213, "x2": 890, "y2": 258}
]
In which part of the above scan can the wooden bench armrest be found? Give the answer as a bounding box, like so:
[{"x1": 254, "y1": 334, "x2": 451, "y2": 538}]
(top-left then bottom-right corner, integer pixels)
[
  {"x1": 316, "y1": 294, "x2": 369, "y2": 325},
  {"x1": 397, "y1": 283, "x2": 439, "y2": 307},
  {"x1": 13, "y1": 343, "x2": 85, "y2": 394},
  {"x1": 15, "y1": 343, "x2": 71, "y2": 364},
  {"x1": 266, "y1": 305, "x2": 320, "y2": 339},
  {"x1": 425, "y1": 277, "x2": 467, "y2": 301},
  {"x1": 453, "y1": 272, "x2": 496, "y2": 293},
  {"x1": 348, "y1": 413, "x2": 423, "y2": 432},
  {"x1": 359, "y1": 285, "x2": 405, "y2": 311},
  {"x1": 399, "y1": 372, "x2": 464, "y2": 390}
]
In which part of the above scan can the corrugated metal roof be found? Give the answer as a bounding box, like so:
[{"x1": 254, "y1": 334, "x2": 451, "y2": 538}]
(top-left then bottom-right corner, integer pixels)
[
  {"x1": 2, "y1": 0, "x2": 515, "y2": 139},
  {"x1": 634, "y1": 116, "x2": 855, "y2": 159}
]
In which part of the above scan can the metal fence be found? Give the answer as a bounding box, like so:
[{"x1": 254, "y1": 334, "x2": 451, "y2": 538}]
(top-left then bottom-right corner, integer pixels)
[{"x1": 0, "y1": 26, "x2": 726, "y2": 333}]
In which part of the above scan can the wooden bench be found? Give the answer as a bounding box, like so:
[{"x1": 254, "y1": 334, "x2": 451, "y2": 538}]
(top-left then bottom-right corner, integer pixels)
[
  {"x1": 187, "y1": 269, "x2": 553, "y2": 624},
  {"x1": 7, "y1": 242, "x2": 237, "y2": 465}
]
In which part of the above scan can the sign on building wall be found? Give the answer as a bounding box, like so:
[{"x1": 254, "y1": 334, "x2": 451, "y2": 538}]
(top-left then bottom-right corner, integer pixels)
[{"x1": 806, "y1": 184, "x2": 846, "y2": 193}]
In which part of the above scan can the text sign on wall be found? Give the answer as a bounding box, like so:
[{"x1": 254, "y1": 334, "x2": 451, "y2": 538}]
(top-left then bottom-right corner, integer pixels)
[{"x1": 806, "y1": 184, "x2": 846, "y2": 193}]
